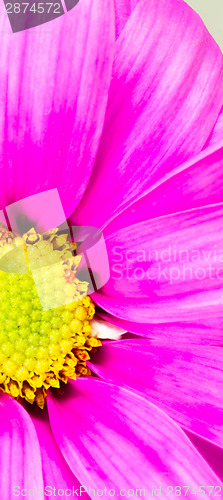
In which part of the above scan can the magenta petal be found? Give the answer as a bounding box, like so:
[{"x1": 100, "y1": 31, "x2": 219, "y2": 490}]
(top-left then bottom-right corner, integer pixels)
[
  {"x1": 93, "y1": 204, "x2": 223, "y2": 328},
  {"x1": 0, "y1": 0, "x2": 114, "y2": 218},
  {"x1": 206, "y1": 107, "x2": 223, "y2": 147},
  {"x1": 93, "y1": 291, "x2": 223, "y2": 334},
  {"x1": 0, "y1": 394, "x2": 43, "y2": 498},
  {"x1": 31, "y1": 410, "x2": 90, "y2": 497},
  {"x1": 96, "y1": 311, "x2": 223, "y2": 345},
  {"x1": 114, "y1": 0, "x2": 139, "y2": 38},
  {"x1": 187, "y1": 432, "x2": 223, "y2": 482},
  {"x1": 89, "y1": 340, "x2": 223, "y2": 447},
  {"x1": 106, "y1": 141, "x2": 223, "y2": 231},
  {"x1": 74, "y1": 0, "x2": 223, "y2": 228},
  {"x1": 48, "y1": 378, "x2": 222, "y2": 493}
]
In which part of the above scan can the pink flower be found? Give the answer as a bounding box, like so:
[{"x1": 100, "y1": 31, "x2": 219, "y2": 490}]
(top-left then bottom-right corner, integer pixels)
[{"x1": 0, "y1": 0, "x2": 222, "y2": 497}]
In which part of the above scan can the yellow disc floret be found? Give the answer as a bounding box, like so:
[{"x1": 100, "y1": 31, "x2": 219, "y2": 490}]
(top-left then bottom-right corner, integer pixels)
[{"x1": 0, "y1": 224, "x2": 100, "y2": 408}]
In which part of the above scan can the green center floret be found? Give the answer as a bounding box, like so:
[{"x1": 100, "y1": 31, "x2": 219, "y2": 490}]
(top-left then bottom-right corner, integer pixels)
[{"x1": 0, "y1": 225, "x2": 100, "y2": 408}]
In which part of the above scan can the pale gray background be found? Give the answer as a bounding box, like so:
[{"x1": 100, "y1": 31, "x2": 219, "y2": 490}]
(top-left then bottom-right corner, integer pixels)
[{"x1": 186, "y1": 0, "x2": 223, "y2": 51}]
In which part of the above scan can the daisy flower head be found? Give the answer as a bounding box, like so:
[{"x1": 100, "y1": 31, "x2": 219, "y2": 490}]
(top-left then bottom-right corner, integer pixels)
[{"x1": 0, "y1": 0, "x2": 222, "y2": 498}]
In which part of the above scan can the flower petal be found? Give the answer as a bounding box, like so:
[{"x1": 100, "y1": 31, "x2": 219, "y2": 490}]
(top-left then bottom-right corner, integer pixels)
[
  {"x1": 0, "y1": 0, "x2": 114, "y2": 219},
  {"x1": 93, "y1": 204, "x2": 223, "y2": 329},
  {"x1": 89, "y1": 340, "x2": 223, "y2": 447},
  {"x1": 48, "y1": 378, "x2": 222, "y2": 494},
  {"x1": 187, "y1": 432, "x2": 223, "y2": 482},
  {"x1": 105, "y1": 140, "x2": 223, "y2": 232},
  {"x1": 30, "y1": 409, "x2": 88, "y2": 496},
  {"x1": 114, "y1": 0, "x2": 139, "y2": 38},
  {"x1": 96, "y1": 311, "x2": 223, "y2": 345},
  {"x1": 206, "y1": 107, "x2": 223, "y2": 147},
  {"x1": 0, "y1": 393, "x2": 43, "y2": 498},
  {"x1": 74, "y1": 0, "x2": 223, "y2": 229}
]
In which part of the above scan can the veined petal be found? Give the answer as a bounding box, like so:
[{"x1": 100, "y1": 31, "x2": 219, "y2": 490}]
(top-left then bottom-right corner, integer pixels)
[
  {"x1": 114, "y1": 0, "x2": 139, "y2": 38},
  {"x1": 105, "y1": 140, "x2": 223, "y2": 232},
  {"x1": 48, "y1": 379, "x2": 222, "y2": 495},
  {"x1": 0, "y1": 0, "x2": 115, "y2": 219},
  {"x1": 0, "y1": 393, "x2": 43, "y2": 499},
  {"x1": 30, "y1": 410, "x2": 88, "y2": 497},
  {"x1": 89, "y1": 340, "x2": 223, "y2": 447},
  {"x1": 206, "y1": 107, "x2": 223, "y2": 147},
  {"x1": 187, "y1": 432, "x2": 223, "y2": 482},
  {"x1": 74, "y1": 0, "x2": 223, "y2": 229},
  {"x1": 96, "y1": 311, "x2": 223, "y2": 345},
  {"x1": 93, "y1": 204, "x2": 223, "y2": 329}
]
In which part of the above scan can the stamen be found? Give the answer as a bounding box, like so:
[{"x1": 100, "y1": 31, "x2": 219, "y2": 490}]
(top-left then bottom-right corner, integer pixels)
[{"x1": 0, "y1": 224, "x2": 100, "y2": 408}]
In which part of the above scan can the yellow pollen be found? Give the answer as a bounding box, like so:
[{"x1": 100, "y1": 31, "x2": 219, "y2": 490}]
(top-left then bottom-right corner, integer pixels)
[{"x1": 0, "y1": 224, "x2": 101, "y2": 408}]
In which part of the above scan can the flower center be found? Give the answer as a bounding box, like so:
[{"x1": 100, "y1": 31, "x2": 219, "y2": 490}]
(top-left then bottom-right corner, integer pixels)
[{"x1": 0, "y1": 224, "x2": 100, "y2": 408}]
